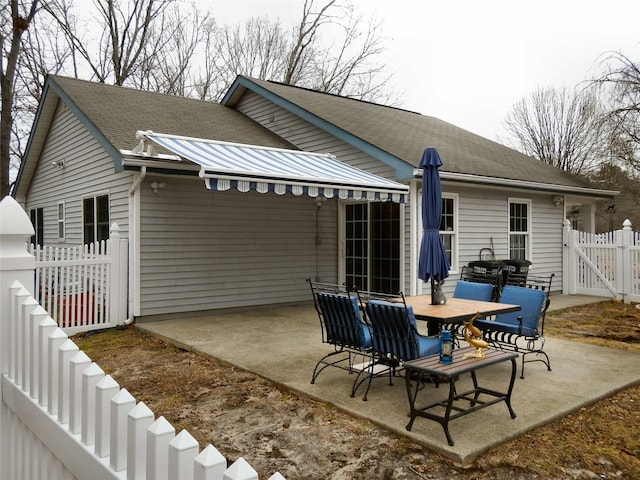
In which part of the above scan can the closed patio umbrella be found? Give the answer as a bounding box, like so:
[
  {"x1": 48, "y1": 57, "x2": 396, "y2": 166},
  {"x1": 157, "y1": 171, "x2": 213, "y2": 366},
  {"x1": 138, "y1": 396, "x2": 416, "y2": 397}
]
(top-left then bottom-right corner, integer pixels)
[{"x1": 418, "y1": 147, "x2": 450, "y2": 305}]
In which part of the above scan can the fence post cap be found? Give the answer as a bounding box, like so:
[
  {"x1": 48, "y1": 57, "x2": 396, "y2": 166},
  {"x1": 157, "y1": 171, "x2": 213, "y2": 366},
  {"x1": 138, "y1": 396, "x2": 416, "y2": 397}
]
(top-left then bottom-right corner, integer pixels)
[{"x1": 0, "y1": 196, "x2": 34, "y2": 236}]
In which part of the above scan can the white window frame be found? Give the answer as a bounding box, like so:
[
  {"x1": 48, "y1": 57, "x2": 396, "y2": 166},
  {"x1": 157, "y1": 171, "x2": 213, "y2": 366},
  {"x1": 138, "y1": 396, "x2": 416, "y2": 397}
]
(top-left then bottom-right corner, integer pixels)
[
  {"x1": 508, "y1": 198, "x2": 531, "y2": 260},
  {"x1": 440, "y1": 193, "x2": 459, "y2": 273},
  {"x1": 57, "y1": 201, "x2": 65, "y2": 241}
]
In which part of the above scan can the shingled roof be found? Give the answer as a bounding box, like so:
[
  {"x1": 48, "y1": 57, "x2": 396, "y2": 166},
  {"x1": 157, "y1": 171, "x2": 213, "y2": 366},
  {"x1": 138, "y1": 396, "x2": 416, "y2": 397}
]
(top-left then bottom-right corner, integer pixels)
[
  {"x1": 49, "y1": 75, "x2": 295, "y2": 152},
  {"x1": 15, "y1": 74, "x2": 613, "y2": 202},
  {"x1": 224, "y1": 76, "x2": 603, "y2": 191}
]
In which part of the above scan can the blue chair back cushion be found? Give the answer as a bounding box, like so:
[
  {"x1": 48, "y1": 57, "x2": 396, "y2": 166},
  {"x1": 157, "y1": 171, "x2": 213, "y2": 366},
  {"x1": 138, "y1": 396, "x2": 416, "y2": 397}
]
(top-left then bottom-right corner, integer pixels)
[
  {"x1": 317, "y1": 293, "x2": 371, "y2": 348},
  {"x1": 365, "y1": 300, "x2": 439, "y2": 359},
  {"x1": 482, "y1": 285, "x2": 546, "y2": 336},
  {"x1": 453, "y1": 280, "x2": 493, "y2": 302}
]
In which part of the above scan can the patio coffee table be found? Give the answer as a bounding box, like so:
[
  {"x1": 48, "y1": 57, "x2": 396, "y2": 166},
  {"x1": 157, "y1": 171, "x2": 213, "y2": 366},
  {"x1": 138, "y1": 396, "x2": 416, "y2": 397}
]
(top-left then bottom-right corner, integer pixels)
[{"x1": 403, "y1": 347, "x2": 519, "y2": 446}]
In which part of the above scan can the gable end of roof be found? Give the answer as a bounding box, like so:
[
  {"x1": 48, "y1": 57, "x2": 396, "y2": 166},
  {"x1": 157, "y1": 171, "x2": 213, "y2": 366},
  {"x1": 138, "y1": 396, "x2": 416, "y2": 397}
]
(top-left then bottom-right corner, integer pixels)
[{"x1": 222, "y1": 76, "x2": 416, "y2": 180}]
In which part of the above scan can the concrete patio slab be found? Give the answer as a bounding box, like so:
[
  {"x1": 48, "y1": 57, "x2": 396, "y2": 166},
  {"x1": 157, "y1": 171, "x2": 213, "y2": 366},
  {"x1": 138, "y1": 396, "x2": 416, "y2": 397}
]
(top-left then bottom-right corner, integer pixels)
[{"x1": 137, "y1": 295, "x2": 640, "y2": 465}]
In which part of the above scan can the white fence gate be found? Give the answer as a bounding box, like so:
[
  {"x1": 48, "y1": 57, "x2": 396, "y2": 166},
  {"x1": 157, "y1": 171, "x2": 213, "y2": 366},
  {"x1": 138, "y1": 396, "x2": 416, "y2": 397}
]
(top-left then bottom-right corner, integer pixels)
[
  {"x1": 30, "y1": 224, "x2": 128, "y2": 334},
  {"x1": 563, "y1": 219, "x2": 640, "y2": 303}
]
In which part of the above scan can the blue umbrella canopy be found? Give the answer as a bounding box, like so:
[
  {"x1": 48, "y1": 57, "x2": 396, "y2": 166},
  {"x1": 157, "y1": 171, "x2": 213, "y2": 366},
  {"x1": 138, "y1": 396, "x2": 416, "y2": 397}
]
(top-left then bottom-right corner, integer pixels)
[{"x1": 418, "y1": 147, "x2": 450, "y2": 288}]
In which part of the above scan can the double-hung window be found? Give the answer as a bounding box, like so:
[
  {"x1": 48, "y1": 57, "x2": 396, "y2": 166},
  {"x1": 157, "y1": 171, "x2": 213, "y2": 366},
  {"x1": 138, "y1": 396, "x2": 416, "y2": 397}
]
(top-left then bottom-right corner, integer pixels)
[
  {"x1": 509, "y1": 199, "x2": 531, "y2": 260},
  {"x1": 440, "y1": 195, "x2": 457, "y2": 270},
  {"x1": 83, "y1": 194, "x2": 110, "y2": 245}
]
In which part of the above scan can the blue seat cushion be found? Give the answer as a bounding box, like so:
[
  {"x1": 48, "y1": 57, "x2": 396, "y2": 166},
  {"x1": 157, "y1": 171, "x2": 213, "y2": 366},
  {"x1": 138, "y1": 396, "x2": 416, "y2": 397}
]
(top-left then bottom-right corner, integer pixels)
[
  {"x1": 477, "y1": 285, "x2": 546, "y2": 337},
  {"x1": 349, "y1": 296, "x2": 372, "y2": 348},
  {"x1": 415, "y1": 334, "x2": 440, "y2": 357}
]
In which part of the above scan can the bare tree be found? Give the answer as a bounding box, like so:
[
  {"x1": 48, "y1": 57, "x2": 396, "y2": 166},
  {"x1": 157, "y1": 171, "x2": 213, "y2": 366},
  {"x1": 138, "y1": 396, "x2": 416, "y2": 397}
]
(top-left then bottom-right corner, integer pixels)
[
  {"x1": 591, "y1": 51, "x2": 640, "y2": 175},
  {"x1": 503, "y1": 86, "x2": 605, "y2": 175},
  {"x1": 213, "y1": 0, "x2": 399, "y2": 104},
  {"x1": 7, "y1": 0, "x2": 398, "y2": 187},
  {"x1": 1, "y1": 0, "x2": 40, "y2": 198},
  {"x1": 41, "y1": 0, "x2": 176, "y2": 86}
]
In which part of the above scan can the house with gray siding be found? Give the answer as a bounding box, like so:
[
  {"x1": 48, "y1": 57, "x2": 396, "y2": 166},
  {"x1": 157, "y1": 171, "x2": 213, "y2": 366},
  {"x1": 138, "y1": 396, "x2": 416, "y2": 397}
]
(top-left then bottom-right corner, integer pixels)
[{"x1": 13, "y1": 75, "x2": 615, "y2": 322}]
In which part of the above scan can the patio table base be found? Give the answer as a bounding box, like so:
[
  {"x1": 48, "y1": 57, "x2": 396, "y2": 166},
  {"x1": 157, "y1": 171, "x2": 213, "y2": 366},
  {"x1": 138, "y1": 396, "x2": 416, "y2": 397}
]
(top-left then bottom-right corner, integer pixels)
[{"x1": 403, "y1": 347, "x2": 519, "y2": 446}]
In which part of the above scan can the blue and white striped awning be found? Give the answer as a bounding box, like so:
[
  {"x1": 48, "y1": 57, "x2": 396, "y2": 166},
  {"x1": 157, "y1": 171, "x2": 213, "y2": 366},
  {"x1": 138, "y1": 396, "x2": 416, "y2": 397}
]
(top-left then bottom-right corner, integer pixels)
[{"x1": 141, "y1": 132, "x2": 408, "y2": 202}]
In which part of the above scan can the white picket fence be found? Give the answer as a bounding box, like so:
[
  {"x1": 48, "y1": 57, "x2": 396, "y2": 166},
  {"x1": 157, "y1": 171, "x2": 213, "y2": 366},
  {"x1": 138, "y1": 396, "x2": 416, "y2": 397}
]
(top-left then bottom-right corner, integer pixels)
[
  {"x1": 30, "y1": 223, "x2": 128, "y2": 334},
  {"x1": 0, "y1": 196, "x2": 286, "y2": 480},
  {"x1": 563, "y1": 219, "x2": 640, "y2": 303}
]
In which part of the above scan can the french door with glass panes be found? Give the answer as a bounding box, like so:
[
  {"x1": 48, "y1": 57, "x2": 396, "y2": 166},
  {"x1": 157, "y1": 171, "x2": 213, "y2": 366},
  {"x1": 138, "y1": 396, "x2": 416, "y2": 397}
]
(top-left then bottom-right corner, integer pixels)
[{"x1": 344, "y1": 202, "x2": 401, "y2": 294}]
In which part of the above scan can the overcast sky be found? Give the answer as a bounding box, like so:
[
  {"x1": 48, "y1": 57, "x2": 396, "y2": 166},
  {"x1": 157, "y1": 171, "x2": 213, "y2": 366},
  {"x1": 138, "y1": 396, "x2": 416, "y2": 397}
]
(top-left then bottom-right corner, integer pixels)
[{"x1": 207, "y1": 0, "x2": 640, "y2": 142}]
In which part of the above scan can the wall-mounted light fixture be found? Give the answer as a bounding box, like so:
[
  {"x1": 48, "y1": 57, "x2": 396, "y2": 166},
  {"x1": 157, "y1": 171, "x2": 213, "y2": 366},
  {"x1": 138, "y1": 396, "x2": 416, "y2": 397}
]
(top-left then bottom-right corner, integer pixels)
[
  {"x1": 51, "y1": 160, "x2": 65, "y2": 169},
  {"x1": 150, "y1": 181, "x2": 166, "y2": 194},
  {"x1": 552, "y1": 195, "x2": 563, "y2": 207},
  {"x1": 314, "y1": 196, "x2": 324, "y2": 208}
]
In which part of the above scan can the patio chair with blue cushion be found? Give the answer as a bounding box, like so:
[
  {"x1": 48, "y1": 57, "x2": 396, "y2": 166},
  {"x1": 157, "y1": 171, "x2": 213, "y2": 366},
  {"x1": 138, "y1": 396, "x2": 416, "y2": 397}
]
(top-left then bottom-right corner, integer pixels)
[
  {"x1": 476, "y1": 273, "x2": 554, "y2": 379},
  {"x1": 307, "y1": 279, "x2": 374, "y2": 398},
  {"x1": 355, "y1": 291, "x2": 440, "y2": 401},
  {"x1": 442, "y1": 280, "x2": 496, "y2": 343},
  {"x1": 454, "y1": 280, "x2": 494, "y2": 301}
]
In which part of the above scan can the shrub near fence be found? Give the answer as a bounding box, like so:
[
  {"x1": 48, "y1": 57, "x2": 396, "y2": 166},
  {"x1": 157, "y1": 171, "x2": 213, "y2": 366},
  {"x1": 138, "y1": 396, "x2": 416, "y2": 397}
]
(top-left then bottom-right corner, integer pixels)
[{"x1": 0, "y1": 196, "x2": 286, "y2": 480}]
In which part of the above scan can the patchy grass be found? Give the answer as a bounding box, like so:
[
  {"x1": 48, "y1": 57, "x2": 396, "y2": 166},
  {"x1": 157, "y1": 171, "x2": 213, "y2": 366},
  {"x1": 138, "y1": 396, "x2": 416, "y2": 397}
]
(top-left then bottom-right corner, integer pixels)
[
  {"x1": 73, "y1": 300, "x2": 640, "y2": 480},
  {"x1": 545, "y1": 300, "x2": 640, "y2": 351}
]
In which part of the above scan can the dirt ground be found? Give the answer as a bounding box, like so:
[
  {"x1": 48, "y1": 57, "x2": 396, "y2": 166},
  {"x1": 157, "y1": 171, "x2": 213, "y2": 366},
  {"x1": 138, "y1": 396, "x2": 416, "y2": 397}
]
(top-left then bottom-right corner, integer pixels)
[{"x1": 73, "y1": 300, "x2": 640, "y2": 480}]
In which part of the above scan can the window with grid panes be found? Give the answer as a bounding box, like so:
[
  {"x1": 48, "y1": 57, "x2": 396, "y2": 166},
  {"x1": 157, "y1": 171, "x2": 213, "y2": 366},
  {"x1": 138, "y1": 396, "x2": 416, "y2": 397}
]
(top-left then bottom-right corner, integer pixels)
[{"x1": 509, "y1": 200, "x2": 530, "y2": 260}]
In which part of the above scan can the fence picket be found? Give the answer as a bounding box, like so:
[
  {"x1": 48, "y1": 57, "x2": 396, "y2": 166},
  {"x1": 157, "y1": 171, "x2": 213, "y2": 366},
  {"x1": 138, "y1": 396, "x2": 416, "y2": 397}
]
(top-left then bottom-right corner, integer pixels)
[
  {"x1": 95, "y1": 374, "x2": 120, "y2": 458},
  {"x1": 57, "y1": 339, "x2": 79, "y2": 425},
  {"x1": 168, "y1": 430, "x2": 200, "y2": 480},
  {"x1": 110, "y1": 388, "x2": 137, "y2": 472},
  {"x1": 47, "y1": 328, "x2": 67, "y2": 415},
  {"x1": 29, "y1": 305, "x2": 48, "y2": 400},
  {"x1": 81, "y1": 362, "x2": 104, "y2": 446},
  {"x1": 69, "y1": 351, "x2": 92, "y2": 435},
  {"x1": 147, "y1": 416, "x2": 176, "y2": 480},
  {"x1": 128, "y1": 401, "x2": 155, "y2": 479},
  {"x1": 38, "y1": 317, "x2": 58, "y2": 408},
  {"x1": 194, "y1": 445, "x2": 227, "y2": 480}
]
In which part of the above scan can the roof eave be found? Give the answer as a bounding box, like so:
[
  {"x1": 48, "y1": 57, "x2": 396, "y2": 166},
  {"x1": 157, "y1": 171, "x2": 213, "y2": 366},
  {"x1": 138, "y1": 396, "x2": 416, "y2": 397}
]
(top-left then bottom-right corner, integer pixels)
[
  {"x1": 416, "y1": 170, "x2": 618, "y2": 198},
  {"x1": 13, "y1": 79, "x2": 58, "y2": 203},
  {"x1": 13, "y1": 76, "x2": 126, "y2": 203}
]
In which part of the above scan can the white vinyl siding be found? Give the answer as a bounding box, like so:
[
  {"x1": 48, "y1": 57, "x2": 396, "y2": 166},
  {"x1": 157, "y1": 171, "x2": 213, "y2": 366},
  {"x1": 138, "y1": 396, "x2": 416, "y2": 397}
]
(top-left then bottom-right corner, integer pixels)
[
  {"x1": 138, "y1": 176, "x2": 338, "y2": 316},
  {"x1": 24, "y1": 103, "x2": 131, "y2": 246},
  {"x1": 235, "y1": 91, "x2": 411, "y2": 290}
]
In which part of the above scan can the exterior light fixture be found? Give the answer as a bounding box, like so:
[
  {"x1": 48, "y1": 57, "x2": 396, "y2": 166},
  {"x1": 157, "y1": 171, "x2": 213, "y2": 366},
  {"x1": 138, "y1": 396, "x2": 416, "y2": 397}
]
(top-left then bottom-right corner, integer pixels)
[{"x1": 150, "y1": 181, "x2": 166, "y2": 194}]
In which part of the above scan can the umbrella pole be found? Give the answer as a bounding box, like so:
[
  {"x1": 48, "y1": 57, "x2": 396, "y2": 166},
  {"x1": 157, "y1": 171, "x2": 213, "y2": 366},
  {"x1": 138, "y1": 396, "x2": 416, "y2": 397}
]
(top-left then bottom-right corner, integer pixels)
[{"x1": 430, "y1": 278, "x2": 435, "y2": 305}]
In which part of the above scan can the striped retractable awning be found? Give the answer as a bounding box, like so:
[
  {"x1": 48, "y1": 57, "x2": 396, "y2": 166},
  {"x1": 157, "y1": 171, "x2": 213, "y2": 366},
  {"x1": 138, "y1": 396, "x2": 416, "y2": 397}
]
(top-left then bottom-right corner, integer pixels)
[{"x1": 142, "y1": 132, "x2": 408, "y2": 202}]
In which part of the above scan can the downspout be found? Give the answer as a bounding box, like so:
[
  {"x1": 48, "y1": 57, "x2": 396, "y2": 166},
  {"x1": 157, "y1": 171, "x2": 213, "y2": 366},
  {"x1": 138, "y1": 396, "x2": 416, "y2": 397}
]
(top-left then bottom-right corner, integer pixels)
[
  {"x1": 126, "y1": 166, "x2": 146, "y2": 324},
  {"x1": 409, "y1": 181, "x2": 419, "y2": 296}
]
